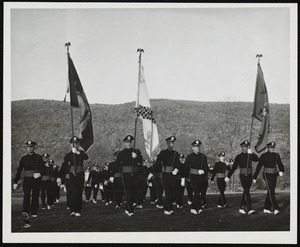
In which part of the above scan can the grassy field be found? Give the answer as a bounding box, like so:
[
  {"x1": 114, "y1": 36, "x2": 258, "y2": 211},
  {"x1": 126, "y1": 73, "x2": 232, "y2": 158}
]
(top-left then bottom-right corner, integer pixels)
[{"x1": 11, "y1": 191, "x2": 290, "y2": 232}]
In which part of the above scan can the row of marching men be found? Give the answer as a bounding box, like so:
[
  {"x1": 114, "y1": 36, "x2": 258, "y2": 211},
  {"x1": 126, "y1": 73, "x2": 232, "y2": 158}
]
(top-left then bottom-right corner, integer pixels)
[{"x1": 13, "y1": 135, "x2": 285, "y2": 220}]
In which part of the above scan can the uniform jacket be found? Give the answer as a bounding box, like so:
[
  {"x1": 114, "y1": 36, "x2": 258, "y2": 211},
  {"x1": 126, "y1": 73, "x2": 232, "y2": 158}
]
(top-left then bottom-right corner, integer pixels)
[
  {"x1": 227, "y1": 152, "x2": 259, "y2": 178},
  {"x1": 115, "y1": 147, "x2": 143, "y2": 168},
  {"x1": 58, "y1": 151, "x2": 89, "y2": 178},
  {"x1": 253, "y1": 151, "x2": 285, "y2": 179},
  {"x1": 185, "y1": 152, "x2": 209, "y2": 176},
  {"x1": 153, "y1": 149, "x2": 180, "y2": 171},
  {"x1": 211, "y1": 161, "x2": 231, "y2": 181},
  {"x1": 14, "y1": 152, "x2": 44, "y2": 183}
]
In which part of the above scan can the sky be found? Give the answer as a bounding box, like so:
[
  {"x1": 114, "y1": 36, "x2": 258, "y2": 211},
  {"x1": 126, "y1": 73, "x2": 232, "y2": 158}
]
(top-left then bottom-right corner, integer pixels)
[{"x1": 7, "y1": 3, "x2": 295, "y2": 105}]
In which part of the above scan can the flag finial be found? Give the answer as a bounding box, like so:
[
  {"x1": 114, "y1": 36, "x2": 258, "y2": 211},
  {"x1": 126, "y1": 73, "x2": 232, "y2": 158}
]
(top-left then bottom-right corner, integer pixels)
[
  {"x1": 65, "y1": 42, "x2": 71, "y2": 53},
  {"x1": 256, "y1": 54, "x2": 263, "y2": 64}
]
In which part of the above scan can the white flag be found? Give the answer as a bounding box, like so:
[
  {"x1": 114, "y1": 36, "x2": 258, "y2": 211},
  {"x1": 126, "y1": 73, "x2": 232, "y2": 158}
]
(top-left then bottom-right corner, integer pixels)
[{"x1": 136, "y1": 65, "x2": 160, "y2": 159}]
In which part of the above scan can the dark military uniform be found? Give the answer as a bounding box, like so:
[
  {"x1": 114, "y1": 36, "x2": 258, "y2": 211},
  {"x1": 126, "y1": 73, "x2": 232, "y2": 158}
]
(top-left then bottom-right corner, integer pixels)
[
  {"x1": 40, "y1": 154, "x2": 54, "y2": 208},
  {"x1": 88, "y1": 164, "x2": 101, "y2": 203},
  {"x1": 116, "y1": 135, "x2": 144, "y2": 215},
  {"x1": 13, "y1": 141, "x2": 44, "y2": 216},
  {"x1": 226, "y1": 140, "x2": 259, "y2": 213},
  {"x1": 155, "y1": 138, "x2": 180, "y2": 213},
  {"x1": 84, "y1": 167, "x2": 91, "y2": 201},
  {"x1": 175, "y1": 155, "x2": 186, "y2": 208},
  {"x1": 145, "y1": 165, "x2": 157, "y2": 204},
  {"x1": 211, "y1": 153, "x2": 231, "y2": 207},
  {"x1": 152, "y1": 158, "x2": 164, "y2": 208},
  {"x1": 186, "y1": 141, "x2": 209, "y2": 212},
  {"x1": 110, "y1": 159, "x2": 124, "y2": 208},
  {"x1": 100, "y1": 164, "x2": 114, "y2": 205},
  {"x1": 183, "y1": 159, "x2": 193, "y2": 204},
  {"x1": 58, "y1": 137, "x2": 89, "y2": 215},
  {"x1": 51, "y1": 161, "x2": 60, "y2": 203},
  {"x1": 253, "y1": 142, "x2": 284, "y2": 212}
]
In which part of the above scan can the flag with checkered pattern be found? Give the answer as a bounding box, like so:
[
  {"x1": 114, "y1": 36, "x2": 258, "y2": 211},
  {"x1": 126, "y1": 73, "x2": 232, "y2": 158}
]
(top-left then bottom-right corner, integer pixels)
[{"x1": 136, "y1": 65, "x2": 160, "y2": 159}]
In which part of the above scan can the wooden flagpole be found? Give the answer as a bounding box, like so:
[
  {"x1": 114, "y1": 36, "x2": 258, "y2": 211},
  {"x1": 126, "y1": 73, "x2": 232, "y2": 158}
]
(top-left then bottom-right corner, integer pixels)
[
  {"x1": 65, "y1": 42, "x2": 77, "y2": 175},
  {"x1": 246, "y1": 54, "x2": 262, "y2": 175}
]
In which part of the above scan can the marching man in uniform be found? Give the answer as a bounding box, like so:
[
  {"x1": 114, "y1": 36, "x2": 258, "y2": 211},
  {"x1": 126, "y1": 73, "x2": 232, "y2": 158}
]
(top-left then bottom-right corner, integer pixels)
[
  {"x1": 57, "y1": 136, "x2": 89, "y2": 217},
  {"x1": 13, "y1": 140, "x2": 44, "y2": 219},
  {"x1": 40, "y1": 153, "x2": 54, "y2": 210},
  {"x1": 252, "y1": 141, "x2": 285, "y2": 215},
  {"x1": 211, "y1": 152, "x2": 231, "y2": 208},
  {"x1": 154, "y1": 136, "x2": 180, "y2": 215},
  {"x1": 115, "y1": 135, "x2": 143, "y2": 216},
  {"x1": 225, "y1": 140, "x2": 259, "y2": 215},
  {"x1": 185, "y1": 140, "x2": 209, "y2": 215}
]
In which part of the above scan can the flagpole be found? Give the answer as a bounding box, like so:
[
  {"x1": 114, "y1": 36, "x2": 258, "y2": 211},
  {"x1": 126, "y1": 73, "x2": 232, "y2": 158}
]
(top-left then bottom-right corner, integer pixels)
[
  {"x1": 134, "y1": 48, "x2": 144, "y2": 149},
  {"x1": 65, "y1": 42, "x2": 77, "y2": 175},
  {"x1": 246, "y1": 54, "x2": 262, "y2": 175}
]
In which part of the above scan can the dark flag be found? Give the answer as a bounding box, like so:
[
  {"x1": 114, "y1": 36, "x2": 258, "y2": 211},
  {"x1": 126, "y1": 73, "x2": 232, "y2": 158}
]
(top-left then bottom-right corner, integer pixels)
[
  {"x1": 253, "y1": 63, "x2": 270, "y2": 153},
  {"x1": 67, "y1": 54, "x2": 94, "y2": 151}
]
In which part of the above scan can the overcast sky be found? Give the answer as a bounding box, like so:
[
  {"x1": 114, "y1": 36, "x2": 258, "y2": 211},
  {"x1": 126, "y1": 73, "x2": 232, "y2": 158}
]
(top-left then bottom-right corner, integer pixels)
[{"x1": 8, "y1": 3, "x2": 294, "y2": 104}]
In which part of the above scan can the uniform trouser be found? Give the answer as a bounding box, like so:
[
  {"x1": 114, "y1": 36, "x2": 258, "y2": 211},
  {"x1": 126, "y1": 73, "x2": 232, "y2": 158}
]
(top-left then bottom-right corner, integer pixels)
[
  {"x1": 41, "y1": 180, "x2": 53, "y2": 207},
  {"x1": 142, "y1": 179, "x2": 148, "y2": 201},
  {"x1": 69, "y1": 173, "x2": 84, "y2": 213},
  {"x1": 162, "y1": 173, "x2": 176, "y2": 211},
  {"x1": 91, "y1": 183, "x2": 99, "y2": 200},
  {"x1": 133, "y1": 174, "x2": 145, "y2": 205},
  {"x1": 52, "y1": 181, "x2": 60, "y2": 200},
  {"x1": 65, "y1": 179, "x2": 71, "y2": 208},
  {"x1": 186, "y1": 179, "x2": 193, "y2": 202},
  {"x1": 103, "y1": 183, "x2": 114, "y2": 203},
  {"x1": 122, "y1": 173, "x2": 140, "y2": 213},
  {"x1": 191, "y1": 174, "x2": 207, "y2": 211},
  {"x1": 84, "y1": 186, "x2": 91, "y2": 200},
  {"x1": 149, "y1": 181, "x2": 157, "y2": 202},
  {"x1": 175, "y1": 178, "x2": 184, "y2": 206},
  {"x1": 113, "y1": 177, "x2": 124, "y2": 206},
  {"x1": 240, "y1": 174, "x2": 253, "y2": 211},
  {"x1": 263, "y1": 173, "x2": 279, "y2": 210},
  {"x1": 22, "y1": 177, "x2": 41, "y2": 215},
  {"x1": 217, "y1": 178, "x2": 227, "y2": 206},
  {"x1": 154, "y1": 177, "x2": 163, "y2": 206}
]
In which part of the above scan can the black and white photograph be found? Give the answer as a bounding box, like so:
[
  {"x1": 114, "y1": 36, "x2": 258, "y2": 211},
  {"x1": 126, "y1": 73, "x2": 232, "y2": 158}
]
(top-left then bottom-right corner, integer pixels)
[{"x1": 3, "y1": 2, "x2": 297, "y2": 244}]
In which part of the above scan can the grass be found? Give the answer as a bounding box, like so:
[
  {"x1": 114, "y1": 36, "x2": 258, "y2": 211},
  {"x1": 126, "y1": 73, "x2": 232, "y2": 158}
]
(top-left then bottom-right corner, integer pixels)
[{"x1": 11, "y1": 191, "x2": 290, "y2": 232}]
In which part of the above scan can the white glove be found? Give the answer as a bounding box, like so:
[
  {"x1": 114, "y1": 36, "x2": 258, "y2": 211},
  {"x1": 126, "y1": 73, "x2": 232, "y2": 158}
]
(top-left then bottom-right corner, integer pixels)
[
  {"x1": 104, "y1": 180, "x2": 108, "y2": 186},
  {"x1": 109, "y1": 177, "x2": 114, "y2": 183},
  {"x1": 99, "y1": 184, "x2": 104, "y2": 190},
  {"x1": 225, "y1": 177, "x2": 230, "y2": 182},
  {"x1": 132, "y1": 152, "x2": 137, "y2": 158},
  {"x1": 198, "y1": 170, "x2": 204, "y2": 175},
  {"x1": 148, "y1": 182, "x2": 153, "y2": 187},
  {"x1": 86, "y1": 183, "x2": 91, "y2": 187},
  {"x1": 13, "y1": 183, "x2": 18, "y2": 190},
  {"x1": 279, "y1": 171, "x2": 283, "y2": 177},
  {"x1": 60, "y1": 184, "x2": 66, "y2": 191},
  {"x1": 208, "y1": 165, "x2": 213, "y2": 170},
  {"x1": 252, "y1": 179, "x2": 256, "y2": 184},
  {"x1": 181, "y1": 178, "x2": 185, "y2": 187},
  {"x1": 172, "y1": 168, "x2": 179, "y2": 175},
  {"x1": 94, "y1": 184, "x2": 98, "y2": 189},
  {"x1": 57, "y1": 177, "x2": 62, "y2": 186},
  {"x1": 247, "y1": 149, "x2": 252, "y2": 154},
  {"x1": 147, "y1": 173, "x2": 153, "y2": 180},
  {"x1": 33, "y1": 173, "x2": 41, "y2": 179}
]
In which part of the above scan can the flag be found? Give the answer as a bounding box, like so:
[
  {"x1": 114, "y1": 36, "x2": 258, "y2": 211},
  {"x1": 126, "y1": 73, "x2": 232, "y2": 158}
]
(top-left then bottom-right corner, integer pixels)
[
  {"x1": 136, "y1": 65, "x2": 160, "y2": 159},
  {"x1": 253, "y1": 63, "x2": 270, "y2": 153},
  {"x1": 67, "y1": 54, "x2": 94, "y2": 151}
]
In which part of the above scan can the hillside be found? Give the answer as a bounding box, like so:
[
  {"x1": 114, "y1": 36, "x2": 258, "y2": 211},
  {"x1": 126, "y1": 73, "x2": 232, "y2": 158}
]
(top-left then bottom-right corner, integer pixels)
[{"x1": 11, "y1": 99, "x2": 290, "y2": 191}]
